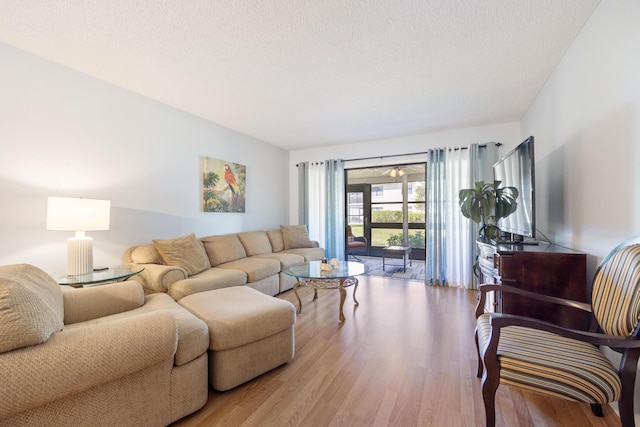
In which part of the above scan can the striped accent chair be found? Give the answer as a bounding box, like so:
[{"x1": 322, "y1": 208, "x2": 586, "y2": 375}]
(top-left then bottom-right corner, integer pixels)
[{"x1": 475, "y1": 237, "x2": 640, "y2": 427}]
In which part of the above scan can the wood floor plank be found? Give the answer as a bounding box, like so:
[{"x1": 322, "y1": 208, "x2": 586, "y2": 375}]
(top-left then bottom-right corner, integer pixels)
[{"x1": 171, "y1": 276, "x2": 622, "y2": 427}]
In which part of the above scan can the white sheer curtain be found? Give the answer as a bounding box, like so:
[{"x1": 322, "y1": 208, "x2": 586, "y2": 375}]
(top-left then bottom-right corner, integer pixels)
[
  {"x1": 425, "y1": 143, "x2": 498, "y2": 289},
  {"x1": 307, "y1": 162, "x2": 326, "y2": 249},
  {"x1": 444, "y1": 148, "x2": 475, "y2": 289},
  {"x1": 299, "y1": 160, "x2": 346, "y2": 260}
]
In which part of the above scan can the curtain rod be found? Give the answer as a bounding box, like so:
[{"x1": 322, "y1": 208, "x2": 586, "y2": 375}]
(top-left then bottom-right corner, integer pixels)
[
  {"x1": 341, "y1": 142, "x2": 501, "y2": 163},
  {"x1": 294, "y1": 142, "x2": 502, "y2": 166}
]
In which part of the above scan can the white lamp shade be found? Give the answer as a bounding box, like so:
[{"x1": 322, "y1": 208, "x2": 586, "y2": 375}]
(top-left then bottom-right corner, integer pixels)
[
  {"x1": 47, "y1": 197, "x2": 111, "y2": 231},
  {"x1": 46, "y1": 197, "x2": 110, "y2": 275}
]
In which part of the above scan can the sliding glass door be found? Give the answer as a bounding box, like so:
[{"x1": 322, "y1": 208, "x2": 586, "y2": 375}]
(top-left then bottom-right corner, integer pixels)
[{"x1": 346, "y1": 164, "x2": 425, "y2": 260}]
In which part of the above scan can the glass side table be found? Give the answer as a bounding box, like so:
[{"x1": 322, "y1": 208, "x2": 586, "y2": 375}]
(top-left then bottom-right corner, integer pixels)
[{"x1": 53, "y1": 265, "x2": 144, "y2": 288}]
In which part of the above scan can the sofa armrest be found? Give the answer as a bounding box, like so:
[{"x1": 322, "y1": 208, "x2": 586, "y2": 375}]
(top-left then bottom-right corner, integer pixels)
[
  {"x1": 0, "y1": 311, "x2": 178, "y2": 419},
  {"x1": 127, "y1": 263, "x2": 188, "y2": 293},
  {"x1": 63, "y1": 281, "x2": 145, "y2": 324}
]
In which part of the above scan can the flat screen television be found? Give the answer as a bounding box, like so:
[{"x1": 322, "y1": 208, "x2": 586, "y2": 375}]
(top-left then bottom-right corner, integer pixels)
[{"x1": 493, "y1": 136, "x2": 536, "y2": 243}]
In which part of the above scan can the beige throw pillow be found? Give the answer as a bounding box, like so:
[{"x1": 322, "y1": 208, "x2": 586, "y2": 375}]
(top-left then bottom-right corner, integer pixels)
[
  {"x1": 201, "y1": 234, "x2": 247, "y2": 266},
  {"x1": 153, "y1": 233, "x2": 211, "y2": 276},
  {"x1": 281, "y1": 225, "x2": 315, "y2": 250},
  {"x1": 237, "y1": 231, "x2": 273, "y2": 256},
  {"x1": 267, "y1": 229, "x2": 285, "y2": 253},
  {"x1": 0, "y1": 264, "x2": 64, "y2": 353}
]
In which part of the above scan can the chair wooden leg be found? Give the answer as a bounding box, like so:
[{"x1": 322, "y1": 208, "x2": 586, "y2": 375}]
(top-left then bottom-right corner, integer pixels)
[
  {"x1": 618, "y1": 349, "x2": 640, "y2": 427},
  {"x1": 475, "y1": 328, "x2": 483, "y2": 378},
  {"x1": 619, "y1": 388, "x2": 636, "y2": 427},
  {"x1": 481, "y1": 326, "x2": 502, "y2": 427},
  {"x1": 590, "y1": 404, "x2": 603, "y2": 417},
  {"x1": 481, "y1": 372, "x2": 498, "y2": 427}
]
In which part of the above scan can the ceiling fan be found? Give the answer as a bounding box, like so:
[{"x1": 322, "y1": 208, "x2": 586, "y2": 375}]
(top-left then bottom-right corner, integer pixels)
[{"x1": 383, "y1": 167, "x2": 405, "y2": 177}]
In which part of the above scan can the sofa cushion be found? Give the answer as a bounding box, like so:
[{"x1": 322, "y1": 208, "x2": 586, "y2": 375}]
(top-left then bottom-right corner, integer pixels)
[
  {"x1": 129, "y1": 243, "x2": 162, "y2": 264},
  {"x1": 253, "y1": 252, "x2": 305, "y2": 269},
  {"x1": 0, "y1": 264, "x2": 64, "y2": 353},
  {"x1": 62, "y1": 281, "x2": 145, "y2": 325},
  {"x1": 64, "y1": 292, "x2": 209, "y2": 368},
  {"x1": 139, "y1": 294, "x2": 209, "y2": 366},
  {"x1": 267, "y1": 229, "x2": 285, "y2": 253},
  {"x1": 281, "y1": 225, "x2": 316, "y2": 250},
  {"x1": 217, "y1": 258, "x2": 281, "y2": 283},
  {"x1": 201, "y1": 234, "x2": 247, "y2": 267},
  {"x1": 282, "y1": 247, "x2": 325, "y2": 261},
  {"x1": 178, "y1": 286, "x2": 295, "y2": 351},
  {"x1": 237, "y1": 231, "x2": 273, "y2": 256},
  {"x1": 153, "y1": 233, "x2": 211, "y2": 276}
]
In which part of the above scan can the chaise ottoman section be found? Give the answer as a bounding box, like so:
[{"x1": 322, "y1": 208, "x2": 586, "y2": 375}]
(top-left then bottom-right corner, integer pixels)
[{"x1": 178, "y1": 286, "x2": 295, "y2": 391}]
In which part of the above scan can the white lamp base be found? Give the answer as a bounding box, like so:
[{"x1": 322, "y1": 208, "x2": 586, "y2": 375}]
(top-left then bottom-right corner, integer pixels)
[{"x1": 67, "y1": 233, "x2": 93, "y2": 276}]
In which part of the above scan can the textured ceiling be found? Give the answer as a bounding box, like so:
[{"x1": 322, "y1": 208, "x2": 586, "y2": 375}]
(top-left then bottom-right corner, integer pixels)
[{"x1": 0, "y1": 1, "x2": 600, "y2": 150}]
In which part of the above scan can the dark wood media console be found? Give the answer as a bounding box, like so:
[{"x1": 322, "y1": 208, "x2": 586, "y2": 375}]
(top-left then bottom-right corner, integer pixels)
[{"x1": 477, "y1": 237, "x2": 588, "y2": 330}]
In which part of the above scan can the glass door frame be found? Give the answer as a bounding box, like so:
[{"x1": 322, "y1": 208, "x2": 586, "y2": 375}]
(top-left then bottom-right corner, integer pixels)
[
  {"x1": 346, "y1": 184, "x2": 371, "y2": 256},
  {"x1": 345, "y1": 163, "x2": 426, "y2": 260}
]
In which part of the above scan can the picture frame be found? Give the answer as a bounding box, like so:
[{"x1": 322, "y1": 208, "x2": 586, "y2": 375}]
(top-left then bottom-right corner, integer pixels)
[{"x1": 202, "y1": 156, "x2": 246, "y2": 212}]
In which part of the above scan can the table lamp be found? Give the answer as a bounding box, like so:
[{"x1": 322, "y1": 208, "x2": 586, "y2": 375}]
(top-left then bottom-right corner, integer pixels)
[{"x1": 46, "y1": 197, "x2": 111, "y2": 276}]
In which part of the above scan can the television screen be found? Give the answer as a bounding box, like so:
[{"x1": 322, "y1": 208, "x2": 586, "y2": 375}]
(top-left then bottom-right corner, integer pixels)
[{"x1": 493, "y1": 136, "x2": 536, "y2": 240}]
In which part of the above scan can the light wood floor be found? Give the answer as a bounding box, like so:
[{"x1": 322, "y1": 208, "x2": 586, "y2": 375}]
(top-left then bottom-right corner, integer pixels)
[{"x1": 172, "y1": 276, "x2": 621, "y2": 427}]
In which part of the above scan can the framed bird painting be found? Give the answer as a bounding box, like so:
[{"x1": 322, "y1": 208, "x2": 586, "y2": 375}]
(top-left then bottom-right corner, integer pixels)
[{"x1": 202, "y1": 156, "x2": 246, "y2": 212}]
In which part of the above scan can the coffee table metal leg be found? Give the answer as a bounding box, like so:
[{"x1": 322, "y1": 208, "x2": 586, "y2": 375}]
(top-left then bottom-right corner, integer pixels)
[
  {"x1": 353, "y1": 279, "x2": 359, "y2": 305},
  {"x1": 338, "y1": 278, "x2": 346, "y2": 322},
  {"x1": 293, "y1": 282, "x2": 303, "y2": 314}
]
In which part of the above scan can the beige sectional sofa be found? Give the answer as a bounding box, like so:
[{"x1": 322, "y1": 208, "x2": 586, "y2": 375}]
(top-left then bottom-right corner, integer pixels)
[
  {"x1": 0, "y1": 264, "x2": 209, "y2": 427},
  {"x1": 123, "y1": 226, "x2": 325, "y2": 300}
]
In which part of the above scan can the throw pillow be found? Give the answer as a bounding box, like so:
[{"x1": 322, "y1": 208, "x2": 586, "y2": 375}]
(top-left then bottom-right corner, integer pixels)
[
  {"x1": 201, "y1": 234, "x2": 247, "y2": 266},
  {"x1": 237, "y1": 231, "x2": 273, "y2": 256},
  {"x1": 267, "y1": 229, "x2": 285, "y2": 253},
  {"x1": 153, "y1": 233, "x2": 211, "y2": 276},
  {"x1": 281, "y1": 225, "x2": 315, "y2": 250},
  {"x1": 0, "y1": 264, "x2": 64, "y2": 353}
]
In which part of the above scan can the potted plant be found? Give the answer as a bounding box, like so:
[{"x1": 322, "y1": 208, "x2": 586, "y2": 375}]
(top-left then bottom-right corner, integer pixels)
[
  {"x1": 458, "y1": 180, "x2": 518, "y2": 240},
  {"x1": 458, "y1": 181, "x2": 518, "y2": 278}
]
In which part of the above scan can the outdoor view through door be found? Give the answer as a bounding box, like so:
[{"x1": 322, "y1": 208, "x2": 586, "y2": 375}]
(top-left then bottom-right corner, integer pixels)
[{"x1": 346, "y1": 164, "x2": 426, "y2": 280}]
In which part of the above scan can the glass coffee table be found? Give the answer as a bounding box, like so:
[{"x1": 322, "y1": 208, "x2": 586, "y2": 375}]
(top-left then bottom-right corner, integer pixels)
[{"x1": 284, "y1": 260, "x2": 368, "y2": 322}]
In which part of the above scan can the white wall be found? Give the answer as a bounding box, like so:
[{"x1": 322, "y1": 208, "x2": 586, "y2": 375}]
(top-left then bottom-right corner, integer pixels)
[
  {"x1": 521, "y1": 0, "x2": 640, "y2": 420},
  {"x1": 289, "y1": 121, "x2": 522, "y2": 223},
  {"x1": 0, "y1": 43, "x2": 290, "y2": 274},
  {"x1": 522, "y1": 0, "x2": 640, "y2": 262}
]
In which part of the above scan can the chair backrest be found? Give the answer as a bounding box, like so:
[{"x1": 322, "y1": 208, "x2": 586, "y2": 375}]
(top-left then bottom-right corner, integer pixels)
[
  {"x1": 346, "y1": 225, "x2": 353, "y2": 237},
  {"x1": 592, "y1": 238, "x2": 640, "y2": 336}
]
